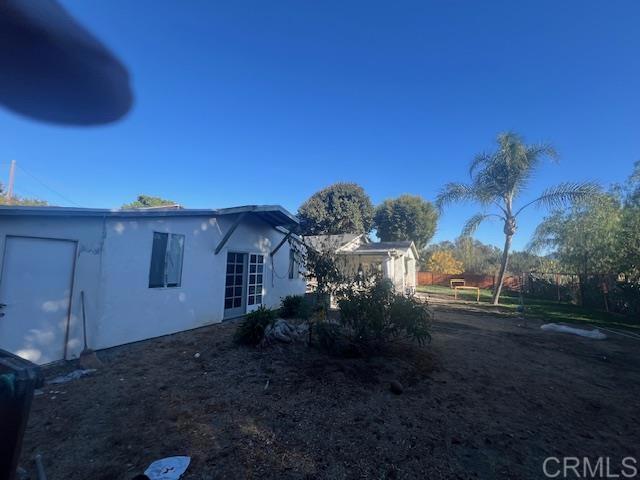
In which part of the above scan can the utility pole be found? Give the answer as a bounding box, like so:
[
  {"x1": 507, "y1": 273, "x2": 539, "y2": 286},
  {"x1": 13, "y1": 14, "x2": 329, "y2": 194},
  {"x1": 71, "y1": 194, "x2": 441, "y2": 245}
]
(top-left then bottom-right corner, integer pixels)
[{"x1": 6, "y1": 159, "x2": 16, "y2": 201}]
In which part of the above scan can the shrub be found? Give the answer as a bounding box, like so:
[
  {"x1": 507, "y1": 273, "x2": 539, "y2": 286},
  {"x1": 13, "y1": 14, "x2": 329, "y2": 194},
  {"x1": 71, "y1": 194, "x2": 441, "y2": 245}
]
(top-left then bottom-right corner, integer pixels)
[
  {"x1": 233, "y1": 306, "x2": 277, "y2": 346},
  {"x1": 279, "y1": 295, "x2": 311, "y2": 320},
  {"x1": 313, "y1": 321, "x2": 346, "y2": 355},
  {"x1": 331, "y1": 278, "x2": 431, "y2": 354}
]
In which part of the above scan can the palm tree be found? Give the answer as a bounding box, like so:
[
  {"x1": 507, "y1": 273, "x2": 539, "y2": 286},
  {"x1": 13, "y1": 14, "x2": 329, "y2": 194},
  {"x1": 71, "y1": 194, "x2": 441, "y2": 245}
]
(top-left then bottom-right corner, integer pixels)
[{"x1": 436, "y1": 132, "x2": 598, "y2": 305}]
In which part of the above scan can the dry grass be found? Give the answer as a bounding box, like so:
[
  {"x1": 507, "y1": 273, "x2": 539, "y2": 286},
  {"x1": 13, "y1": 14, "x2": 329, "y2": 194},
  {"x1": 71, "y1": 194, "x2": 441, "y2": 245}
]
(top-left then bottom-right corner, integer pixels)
[{"x1": 19, "y1": 306, "x2": 640, "y2": 479}]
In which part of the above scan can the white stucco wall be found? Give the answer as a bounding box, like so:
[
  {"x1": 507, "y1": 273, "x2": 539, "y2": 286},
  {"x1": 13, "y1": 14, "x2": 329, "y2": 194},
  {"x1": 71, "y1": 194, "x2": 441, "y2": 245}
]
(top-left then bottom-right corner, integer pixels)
[
  {"x1": 0, "y1": 213, "x2": 305, "y2": 363},
  {"x1": 0, "y1": 216, "x2": 106, "y2": 362}
]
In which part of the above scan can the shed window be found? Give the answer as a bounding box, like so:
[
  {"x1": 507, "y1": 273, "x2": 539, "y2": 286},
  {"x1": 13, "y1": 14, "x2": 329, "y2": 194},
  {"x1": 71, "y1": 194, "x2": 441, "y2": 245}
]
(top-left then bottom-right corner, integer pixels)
[
  {"x1": 149, "y1": 232, "x2": 184, "y2": 288},
  {"x1": 288, "y1": 249, "x2": 296, "y2": 279}
]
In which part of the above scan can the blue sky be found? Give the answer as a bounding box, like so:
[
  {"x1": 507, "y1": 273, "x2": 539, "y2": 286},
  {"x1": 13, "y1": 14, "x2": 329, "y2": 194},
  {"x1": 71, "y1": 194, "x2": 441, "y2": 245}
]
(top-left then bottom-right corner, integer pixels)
[{"x1": 1, "y1": 1, "x2": 639, "y2": 250}]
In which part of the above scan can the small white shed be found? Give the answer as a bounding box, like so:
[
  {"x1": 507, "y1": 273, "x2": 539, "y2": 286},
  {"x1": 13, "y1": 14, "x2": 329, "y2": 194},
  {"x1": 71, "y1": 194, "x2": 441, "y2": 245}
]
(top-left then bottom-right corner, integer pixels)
[
  {"x1": 305, "y1": 234, "x2": 419, "y2": 293},
  {"x1": 0, "y1": 205, "x2": 305, "y2": 364}
]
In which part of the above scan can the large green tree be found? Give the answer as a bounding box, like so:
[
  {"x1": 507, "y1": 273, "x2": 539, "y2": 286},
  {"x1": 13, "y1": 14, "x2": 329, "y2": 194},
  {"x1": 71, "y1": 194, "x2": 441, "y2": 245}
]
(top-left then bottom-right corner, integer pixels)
[
  {"x1": 436, "y1": 132, "x2": 597, "y2": 304},
  {"x1": 618, "y1": 161, "x2": 640, "y2": 281},
  {"x1": 298, "y1": 182, "x2": 374, "y2": 235},
  {"x1": 374, "y1": 195, "x2": 438, "y2": 248},
  {"x1": 122, "y1": 194, "x2": 177, "y2": 209},
  {"x1": 528, "y1": 193, "x2": 621, "y2": 304}
]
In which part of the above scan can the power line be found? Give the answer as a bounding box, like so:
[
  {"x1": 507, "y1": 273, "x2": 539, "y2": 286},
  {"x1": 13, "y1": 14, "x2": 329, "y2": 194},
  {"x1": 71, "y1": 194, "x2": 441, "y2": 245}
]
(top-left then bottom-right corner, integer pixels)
[{"x1": 14, "y1": 163, "x2": 82, "y2": 207}]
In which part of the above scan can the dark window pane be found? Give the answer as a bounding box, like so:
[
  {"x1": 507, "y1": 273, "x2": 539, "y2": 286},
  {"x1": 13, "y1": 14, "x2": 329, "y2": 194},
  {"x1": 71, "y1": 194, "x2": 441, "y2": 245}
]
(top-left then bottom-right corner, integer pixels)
[
  {"x1": 235, "y1": 275, "x2": 242, "y2": 285},
  {"x1": 225, "y1": 274, "x2": 234, "y2": 286},
  {"x1": 226, "y1": 264, "x2": 234, "y2": 274},
  {"x1": 236, "y1": 263, "x2": 243, "y2": 274},
  {"x1": 165, "y1": 234, "x2": 184, "y2": 287},
  {"x1": 257, "y1": 255, "x2": 264, "y2": 263},
  {"x1": 149, "y1": 232, "x2": 168, "y2": 287},
  {"x1": 225, "y1": 287, "x2": 233, "y2": 298},
  {"x1": 257, "y1": 274, "x2": 263, "y2": 284},
  {"x1": 288, "y1": 249, "x2": 295, "y2": 279},
  {"x1": 233, "y1": 297, "x2": 241, "y2": 308},
  {"x1": 248, "y1": 295, "x2": 255, "y2": 305},
  {"x1": 256, "y1": 295, "x2": 262, "y2": 304},
  {"x1": 257, "y1": 264, "x2": 264, "y2": 273},
  {"x1": 249, "y1": 286, "x2": 255, "y2": 294},
  {"x1": 250, "y1": 254, "x2": 256, "y2": 263},
  {"x1": 234, "y1": 286, "x2": 242, "y2": 296},
  {"x1": 227, "y1": 252, "x2": 234, "y2": 263},
  {"x1": 225, "y1": 299, "x2": 233, "y2": 309},
  {"x1": 249, "y1": 274, "x2": 256, "y2": 284},
  {"x1": 250, "y1": 265, "x2": 256, "y2": 273}
]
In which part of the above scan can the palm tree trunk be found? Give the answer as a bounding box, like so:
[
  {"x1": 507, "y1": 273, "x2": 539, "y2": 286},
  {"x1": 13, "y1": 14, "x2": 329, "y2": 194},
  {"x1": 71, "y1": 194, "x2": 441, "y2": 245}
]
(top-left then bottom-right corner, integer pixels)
[{"x1": 492, "y1": 233, "x2": 512, "y2": 305}]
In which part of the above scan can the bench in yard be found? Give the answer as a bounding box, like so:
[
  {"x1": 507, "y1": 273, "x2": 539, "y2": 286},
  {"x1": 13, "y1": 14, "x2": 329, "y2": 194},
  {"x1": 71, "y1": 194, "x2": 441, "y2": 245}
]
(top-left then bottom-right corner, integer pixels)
[{"x1": 454, "y1": 285, "x2": 480, "y2": 302}]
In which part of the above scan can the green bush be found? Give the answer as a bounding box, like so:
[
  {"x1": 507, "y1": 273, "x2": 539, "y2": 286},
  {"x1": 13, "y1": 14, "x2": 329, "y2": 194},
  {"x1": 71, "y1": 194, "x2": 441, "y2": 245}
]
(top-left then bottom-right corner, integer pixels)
[
  {"x1": 279, "y1": 295, "x2": 311, "y2": 320},
  {"x1": 313, "y1": 321, "x2": 345, "y2": 355},
  {"x1": 233, "y1": 306, "x2": 277, "y2": 346},
  {"x1": 331, "y1": 278, "x2": 432, "y2": 354}
]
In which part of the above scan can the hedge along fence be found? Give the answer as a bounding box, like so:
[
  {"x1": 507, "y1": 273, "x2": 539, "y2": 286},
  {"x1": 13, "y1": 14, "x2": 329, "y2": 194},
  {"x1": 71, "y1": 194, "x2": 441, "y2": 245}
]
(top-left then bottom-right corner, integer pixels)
[{"x1": 417, "y1": 272, "x2": 520, "y2": 290}]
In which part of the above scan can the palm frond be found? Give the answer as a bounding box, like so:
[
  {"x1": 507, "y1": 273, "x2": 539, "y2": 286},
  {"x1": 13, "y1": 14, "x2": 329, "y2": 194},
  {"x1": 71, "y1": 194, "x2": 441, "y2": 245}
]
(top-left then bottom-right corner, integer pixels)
[
  {"x1": 435, "y1": 182, "x2": 475, "y2": 212},
  {"x1": 461, "y1": 213, "x2": 504, "y2": 237},
  {"x1": 469, "y1": 152, "x2": 490, "y2": 177},
  {"x1": 526, "y1": 143, "x2": 558, "y2": 163},
  {"x1": 515, "y1": 182, "x2": 600, "y2": 216}
]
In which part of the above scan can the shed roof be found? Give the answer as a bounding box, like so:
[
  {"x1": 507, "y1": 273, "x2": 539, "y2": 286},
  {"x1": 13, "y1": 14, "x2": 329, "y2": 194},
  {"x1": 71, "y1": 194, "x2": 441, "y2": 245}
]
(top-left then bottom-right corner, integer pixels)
[
  {"x1": 352, "y1": 240, "x2": 419, "y2": 259},
  {"x1": 0, "y1": 204, "x2": 299, "y2": 229},
  {"x1": 304, "y1": 233, "x2": 363, "y2": 252}
]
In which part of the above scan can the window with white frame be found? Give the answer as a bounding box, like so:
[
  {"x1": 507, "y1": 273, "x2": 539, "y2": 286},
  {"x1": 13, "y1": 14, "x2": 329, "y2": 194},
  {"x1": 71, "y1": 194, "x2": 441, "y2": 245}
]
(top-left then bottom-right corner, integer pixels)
[
  {"x1": 247, "y1": 253, "x2": 264, "y2": 305},
  {"x1": 149, "y1": 232, "x2": 185, "y2": 288}
]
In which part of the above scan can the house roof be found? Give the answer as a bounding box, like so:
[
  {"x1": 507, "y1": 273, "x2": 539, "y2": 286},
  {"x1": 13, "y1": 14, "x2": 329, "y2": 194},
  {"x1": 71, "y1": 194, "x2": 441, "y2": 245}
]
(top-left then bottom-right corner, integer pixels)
[
  {"x1": 0, "y1": 204, "x2": 299, "y2": 229},
  {"x1": 303, "y1": 234, "x2": 419, "y2": 259},
  {"x1": 351, "y1": 240, "x2": 419, "y2": 259},
  {"x1": 304, "y1": 233, "x2": 364, "y2": 252}
]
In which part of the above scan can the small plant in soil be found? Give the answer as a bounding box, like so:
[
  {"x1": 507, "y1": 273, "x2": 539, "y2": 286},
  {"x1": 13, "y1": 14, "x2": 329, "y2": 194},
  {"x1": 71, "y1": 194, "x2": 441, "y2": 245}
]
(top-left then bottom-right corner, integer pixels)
[
  {"x1": 233, "y1": 306, "x2": 277, "y2": 346},
  {"x1": 314, "y1": 278, "x2": 432, "y2": 356},
  {"x1": 279, "y1": 294, "x2": 312, "y2": 320}
]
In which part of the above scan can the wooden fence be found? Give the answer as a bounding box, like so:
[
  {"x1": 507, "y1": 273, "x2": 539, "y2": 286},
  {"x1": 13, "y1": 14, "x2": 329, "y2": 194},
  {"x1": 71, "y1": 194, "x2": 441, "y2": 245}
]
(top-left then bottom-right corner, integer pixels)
[{"x1": 417, "y1": 271, "x2": 521, "y2": 290}]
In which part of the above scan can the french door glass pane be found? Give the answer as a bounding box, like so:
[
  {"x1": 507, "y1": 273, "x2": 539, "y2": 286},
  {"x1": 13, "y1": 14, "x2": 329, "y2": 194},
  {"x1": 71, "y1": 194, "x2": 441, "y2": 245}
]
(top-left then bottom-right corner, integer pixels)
[
  {"x1": 247, "y1": 253, "x2": 265, "y2": 307},
  {"x1": 224, "y1": 252, "x2": 244, "y2": 310}
]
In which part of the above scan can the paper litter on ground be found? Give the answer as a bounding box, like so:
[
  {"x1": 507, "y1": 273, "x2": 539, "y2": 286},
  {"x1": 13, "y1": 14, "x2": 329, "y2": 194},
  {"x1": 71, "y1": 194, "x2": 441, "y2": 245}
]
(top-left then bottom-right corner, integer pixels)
[
  {"x1": 144, "y1": 456, "x2": 191, "y2": 480},
  {"x1": 47, "y1": 369, "x2": 96, "y2": 385},
  {"x1": 541, "y1": 323, "x2": 607, "y2": 340}
]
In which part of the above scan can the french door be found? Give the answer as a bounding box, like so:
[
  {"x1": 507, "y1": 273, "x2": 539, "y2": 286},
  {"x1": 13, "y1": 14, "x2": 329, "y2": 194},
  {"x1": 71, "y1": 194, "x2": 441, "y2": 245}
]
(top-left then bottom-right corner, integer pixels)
[
  {"x1": 223, "y1": 252, "x2": 265, "y2": 318},
  {"x1": 246, "y1": 253, "x2": 265, "y2": 313},
  {"x1": 224, "y1": 252, "x2": 247, "y2": 318}
]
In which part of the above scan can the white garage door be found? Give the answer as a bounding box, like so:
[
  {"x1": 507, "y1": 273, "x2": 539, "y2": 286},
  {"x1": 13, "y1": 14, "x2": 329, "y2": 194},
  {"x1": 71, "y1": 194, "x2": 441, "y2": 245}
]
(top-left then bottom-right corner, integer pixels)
[{"x1": 0, "y1": 236, "x2": 76, "y2": 364}]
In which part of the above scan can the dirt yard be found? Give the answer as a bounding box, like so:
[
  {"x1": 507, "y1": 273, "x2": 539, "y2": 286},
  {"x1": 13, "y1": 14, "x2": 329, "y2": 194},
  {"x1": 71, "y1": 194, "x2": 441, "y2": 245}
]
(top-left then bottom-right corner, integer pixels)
[{"x1": 20, "y1": 306, "x2": 640, "y2": 479}]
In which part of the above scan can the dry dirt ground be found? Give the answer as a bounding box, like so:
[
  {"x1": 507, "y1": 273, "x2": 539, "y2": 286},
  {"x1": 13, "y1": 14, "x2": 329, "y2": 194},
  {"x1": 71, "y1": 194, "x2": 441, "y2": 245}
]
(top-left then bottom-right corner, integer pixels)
[{"x1": 20, "y1": 306, "x2": 640, "y2": 479}]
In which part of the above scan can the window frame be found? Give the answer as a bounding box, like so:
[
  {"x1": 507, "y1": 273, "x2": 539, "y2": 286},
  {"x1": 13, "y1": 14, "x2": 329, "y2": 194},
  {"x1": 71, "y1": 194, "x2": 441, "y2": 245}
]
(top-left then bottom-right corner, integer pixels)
[{"x1": 148, "y1": 232, "x2": 185, "y2": 289}]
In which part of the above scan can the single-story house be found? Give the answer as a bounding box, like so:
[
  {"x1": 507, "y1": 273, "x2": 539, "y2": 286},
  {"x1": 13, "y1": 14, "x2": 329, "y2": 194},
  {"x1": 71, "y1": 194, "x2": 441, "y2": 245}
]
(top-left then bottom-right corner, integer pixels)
[
  {"x1": 0, "y1": 205, "x2": 305, "y2": 364},
  {"x1": 304, "y1": 234, "x2": 419, "y2": 293}
]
